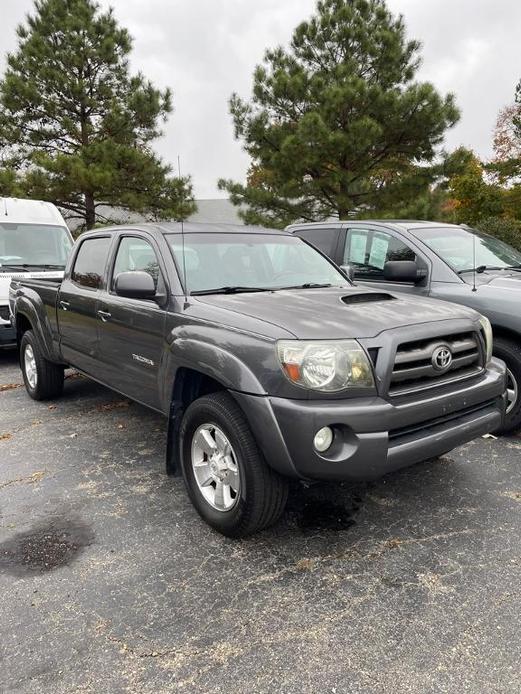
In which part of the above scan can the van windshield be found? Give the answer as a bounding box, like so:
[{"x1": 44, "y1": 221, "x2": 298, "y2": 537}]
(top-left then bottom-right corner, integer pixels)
[
  {"x1": 0, "y1": 223, "x2": 72, "y2": 270},
  {"x1": 167, "y1": 232, "x2": 348, "y2": 294}
]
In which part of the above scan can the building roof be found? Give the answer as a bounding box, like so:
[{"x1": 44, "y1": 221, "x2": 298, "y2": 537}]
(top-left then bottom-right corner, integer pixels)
[{"x1": 67, "y1": 198, "x2": 244, "y2": 231}]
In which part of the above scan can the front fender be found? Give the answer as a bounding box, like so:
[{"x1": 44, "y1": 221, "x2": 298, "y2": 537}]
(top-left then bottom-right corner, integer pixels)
[{"x1": 161, "y1": 336, "x2": 266, "y2": 409}]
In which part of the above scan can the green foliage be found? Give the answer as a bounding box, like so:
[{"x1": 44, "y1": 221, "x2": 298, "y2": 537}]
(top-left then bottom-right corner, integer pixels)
[
  {"x1": 0, "y1": 0, "x2": 195, "y2": 229},
  {"x1": 359, "y1": 147, "x2": 475, "y2": 221},
  {"x1": 219, "y1": 0, "x2": 459, "y2": 228},
  {"x1": 447, "y1": 153, "x2": 506, "y2": 225},
  {"x1": 476, "y1": 216, "x2": 521, "y2": 252}
]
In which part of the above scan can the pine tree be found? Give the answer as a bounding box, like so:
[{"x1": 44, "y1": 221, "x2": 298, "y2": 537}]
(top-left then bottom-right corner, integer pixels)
[
  {"x1": 219, "y1": 0, "x2": 459, "y2": 228},
  {"x1": 0, "y1": 0, "x2": 195, "y2": 229}
]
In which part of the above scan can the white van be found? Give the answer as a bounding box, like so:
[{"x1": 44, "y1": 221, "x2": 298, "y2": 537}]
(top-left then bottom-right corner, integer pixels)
[{"x1": 0, "y1": 198, "x2": 73, "y2": 347}]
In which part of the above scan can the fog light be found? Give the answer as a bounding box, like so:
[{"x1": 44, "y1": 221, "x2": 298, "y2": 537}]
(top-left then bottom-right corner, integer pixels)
[{"x1": 314, "y1": 426, "x2": 333, "y2": 453}]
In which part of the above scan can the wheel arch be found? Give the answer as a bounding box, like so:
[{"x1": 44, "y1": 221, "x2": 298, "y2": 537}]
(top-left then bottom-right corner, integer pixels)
[
  {"x1": 166, "y1": 367, "x2": 228, "y2": 476},
  {"x1": 491, "y1": 324, "x2": 521, "y2": 348}
]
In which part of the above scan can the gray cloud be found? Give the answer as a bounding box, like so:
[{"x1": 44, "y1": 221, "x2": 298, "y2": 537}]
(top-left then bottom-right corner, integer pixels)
[{"x1": 1, "y1": 0, "x2": 520, "y2": 197}]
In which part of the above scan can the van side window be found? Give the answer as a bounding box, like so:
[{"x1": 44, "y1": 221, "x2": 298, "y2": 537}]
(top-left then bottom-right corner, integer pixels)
[
  {"x1": 71, "y1": 237, "x2": 111, "y2": 289},
  {"x1": 112, "y1": 237, "x2": 161, "y2": 290},
  {"x1": 295, "y1": 228, "x2": 340, "y2": 258},
  {"x1": 344, "y1": 229, "x2": 416, "y2": 279}
]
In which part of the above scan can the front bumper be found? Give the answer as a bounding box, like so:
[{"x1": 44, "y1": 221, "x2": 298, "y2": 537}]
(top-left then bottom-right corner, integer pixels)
[
  {"x1": 233, "y1": 358, "x2": 507, "y2": 482},
  {"x1": 0, "y1": 319, "x2": 16, "y2": 347}
]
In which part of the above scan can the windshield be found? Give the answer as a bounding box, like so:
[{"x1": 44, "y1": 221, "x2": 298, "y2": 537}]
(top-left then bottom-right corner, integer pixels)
[
  {"x1": 167, "y1": 233, "x2": 348, "y2": 294},
  {"x1": 0, "y1": 223, "x2": 72, "y2": 270},
  {"x1": 413, "y1": 226, "x2": 521, "y2": 273}
]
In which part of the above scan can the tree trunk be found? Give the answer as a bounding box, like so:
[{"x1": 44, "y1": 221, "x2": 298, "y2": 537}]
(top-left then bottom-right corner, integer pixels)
[{"x1": 85, "y1": 192, "x2": 95, "y2": 230}]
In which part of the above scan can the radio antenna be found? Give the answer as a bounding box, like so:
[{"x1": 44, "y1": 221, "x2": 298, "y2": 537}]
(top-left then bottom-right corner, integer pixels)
[
  {"x1": 178, "y1": 155, "x2": 188, "y2": 298},
  {"x1": 472, "y1": 226, "x2": 477, "y2": 292}
]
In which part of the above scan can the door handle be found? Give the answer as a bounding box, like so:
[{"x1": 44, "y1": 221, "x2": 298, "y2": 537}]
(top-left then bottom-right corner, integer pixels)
[
  {"x1": 97, "y1": 310, "x2": 112, "y2": 322},
  {"x1": 59, "y1": 300, "x2": 70, "y2": 311}
]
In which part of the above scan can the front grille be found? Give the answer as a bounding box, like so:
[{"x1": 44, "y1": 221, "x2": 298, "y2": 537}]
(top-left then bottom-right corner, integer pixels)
[
  {"x1": 0, "y1": 306, "x2": 10, "y2": 322},
  {"x1": 389, "y1": 331, "x2": 483, "y2": 396}
]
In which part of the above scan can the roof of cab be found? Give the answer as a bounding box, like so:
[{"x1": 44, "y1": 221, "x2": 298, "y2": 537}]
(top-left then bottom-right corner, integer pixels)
[
  {"x1": 286, "y1": 220, "x2": 463, "y2": 232},
  {"x1": 0, "y1": 197, "x2": 67, "y2": 226},
  {"x1": 90, "y1": 221, "x2": 290, "y2": 236}
]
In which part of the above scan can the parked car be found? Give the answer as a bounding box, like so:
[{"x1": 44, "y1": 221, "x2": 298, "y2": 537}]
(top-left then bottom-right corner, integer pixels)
[
  {"x1": 10, "y1": 223, "x2": 506, "y2": 536},
  {"x1": 287, "y1": 220, "x2": 521, "y2": 433},
  {"x1": 0, "y1": 197, "x2": 73, "y2": 347}
]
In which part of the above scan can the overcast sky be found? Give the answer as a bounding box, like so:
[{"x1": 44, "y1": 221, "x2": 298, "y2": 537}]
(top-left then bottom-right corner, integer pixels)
[{"x1": 1, "y1": 0, "x2": 520, "y2": 198}]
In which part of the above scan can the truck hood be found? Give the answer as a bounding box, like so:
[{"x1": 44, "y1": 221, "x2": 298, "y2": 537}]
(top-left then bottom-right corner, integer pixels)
[
  {"x1": 466, "y1": 270, "x2": 521, "y2": 289},
  {"x1": 0, "y1": 270, "x2": 64, "y2": 303},
  {"x1": 193, "y1": 286, "x2": 478, "y2": 340}
]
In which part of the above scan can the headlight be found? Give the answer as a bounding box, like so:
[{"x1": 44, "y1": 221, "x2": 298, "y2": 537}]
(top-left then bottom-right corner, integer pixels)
[
  {"x1": 479, "y1": 315, "x2": 493, "y2": 364},
  {"x1": 277, "y1": 340, "x2": 375, "y2": 392}
]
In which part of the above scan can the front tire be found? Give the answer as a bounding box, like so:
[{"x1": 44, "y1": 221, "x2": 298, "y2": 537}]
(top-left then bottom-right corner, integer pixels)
[
  {"x1": 20, "y1": 330, "x2": 64, "y2": 401},
  {"x1": 179, "y1": 392, "x2": 288, "y2": 537},
  {"x1": 493, "y1": 336, "x2": 521, "y2": 434}
]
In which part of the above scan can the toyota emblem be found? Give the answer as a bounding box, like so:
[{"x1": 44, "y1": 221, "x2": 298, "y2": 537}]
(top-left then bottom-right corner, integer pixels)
[{"x1": 432, "y1": 345, "x2": 453, "y2": 372}]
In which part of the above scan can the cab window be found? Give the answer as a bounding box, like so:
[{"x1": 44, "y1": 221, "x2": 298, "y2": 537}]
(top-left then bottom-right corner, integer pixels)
[
  {"x1": 112, "y1": 237, "x2": 161, "y2": 290},
  {"x1": 71, "y1": 237, "x2": 111, "y2": 289},
  {"x1": 344, "y1": 228, "x2": 416, "y2": 279}
]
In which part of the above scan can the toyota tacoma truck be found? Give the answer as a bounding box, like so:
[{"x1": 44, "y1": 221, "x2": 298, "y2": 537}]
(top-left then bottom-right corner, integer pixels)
[
  {"x1": 287, "y1": 220, "x2": 521, "y2": 432},
  {"x1": 9, "y1": 223, "x2": 506, "y2": 536}
]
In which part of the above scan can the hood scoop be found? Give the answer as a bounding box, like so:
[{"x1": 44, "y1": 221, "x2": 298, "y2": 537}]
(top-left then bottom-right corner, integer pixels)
[{"x1": 341, "y1": 292, "x2": 396, "y2": 305}]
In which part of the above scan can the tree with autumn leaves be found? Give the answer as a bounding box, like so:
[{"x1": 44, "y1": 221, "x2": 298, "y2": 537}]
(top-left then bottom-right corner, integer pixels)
[{"x1": 221, "y1": 0, "x2": 521, "y2": 249}]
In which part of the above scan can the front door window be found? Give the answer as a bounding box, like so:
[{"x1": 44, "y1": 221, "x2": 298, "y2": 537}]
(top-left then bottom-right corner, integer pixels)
[{"x1": 344, "y1": 229, "x2": 416, "y2": 280}]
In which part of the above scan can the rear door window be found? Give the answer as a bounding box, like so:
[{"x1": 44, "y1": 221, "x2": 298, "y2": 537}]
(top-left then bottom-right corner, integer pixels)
[{"x1": 71, "y1": 237, "x2": 111, "y2": 289}]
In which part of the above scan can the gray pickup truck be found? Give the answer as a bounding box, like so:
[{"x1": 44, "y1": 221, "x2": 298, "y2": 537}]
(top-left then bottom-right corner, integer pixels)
[
  {"x1": 287, "y1": 220, "x2": 521, "y2": 433},
  {"x1": 9, "y1": 223, "x2": 506, "y2": 536}
]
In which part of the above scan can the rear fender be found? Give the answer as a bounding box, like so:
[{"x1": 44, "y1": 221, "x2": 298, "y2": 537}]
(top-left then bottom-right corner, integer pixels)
[{"x1": 13, "y1": 294, "x2": 61, "y2": 363}]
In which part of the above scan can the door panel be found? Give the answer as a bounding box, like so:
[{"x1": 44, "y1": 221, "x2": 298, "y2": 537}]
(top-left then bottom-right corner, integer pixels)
[
  {"x1": 96, "y1": 295, "x2": 166, "y2": 409},
  {"x1": 58, "y1": 236, "x2": 112, "y2": 373},
  {"x1": 96, "y1": 235, "x2": 167, "y2": 409}
]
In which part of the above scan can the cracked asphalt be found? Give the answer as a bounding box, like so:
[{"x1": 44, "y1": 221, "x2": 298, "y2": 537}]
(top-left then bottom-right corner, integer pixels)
[{"x1": 0, "y1": 348, "x2": 520, "y2": 693}]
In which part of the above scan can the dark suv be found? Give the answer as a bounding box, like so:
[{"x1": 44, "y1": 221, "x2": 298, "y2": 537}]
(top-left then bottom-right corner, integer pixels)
[{"x1": 287, "y1": 220, "x2": 521, "y2": 433}]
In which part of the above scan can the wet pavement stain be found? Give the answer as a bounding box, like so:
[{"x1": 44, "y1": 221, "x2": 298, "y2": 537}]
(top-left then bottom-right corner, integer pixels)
[
  {"x1": 287, "y1": 485, "x2": 363, "y2": 533},
  {"x1": 0, "y1": 517, "x2": 94, "y2": 576}
]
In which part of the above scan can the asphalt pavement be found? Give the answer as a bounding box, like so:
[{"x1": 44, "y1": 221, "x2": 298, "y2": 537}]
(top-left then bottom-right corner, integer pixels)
[{"x1": 0, "y1": 348, "x2": 520, "y2": 693}]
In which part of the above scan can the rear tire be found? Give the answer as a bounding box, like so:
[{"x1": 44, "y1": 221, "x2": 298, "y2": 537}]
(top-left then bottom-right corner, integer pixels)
[
  {"x1": 179, "y1": 391, "x2": 288, "y2": 537},
  {"x1": 493, "y1": 336, "x2": 521, "y2": 434},
  {"x1": 20, "y1": 330, "x2": 64, "y2": 401}
]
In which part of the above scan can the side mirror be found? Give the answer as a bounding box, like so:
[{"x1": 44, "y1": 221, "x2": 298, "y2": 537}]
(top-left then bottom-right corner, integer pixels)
[
  {"x1": 383, "y1": 260, "x2": 420, "y2": 283},
  {"x1": 340, "y1": 264, "x2": 355, "y2": 283},
  {"x1": 115, "y1": 271, "x2": 156, "y2": 299}
]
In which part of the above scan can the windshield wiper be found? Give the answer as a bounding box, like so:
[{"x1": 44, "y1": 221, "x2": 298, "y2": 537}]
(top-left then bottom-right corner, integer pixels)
[
  {"x1": 0, "y1": 263, "x2": 64, "y2": 270},
  {"x1": 0, "y1": 264, "x2": 30, "y2": 272},
  {"x1": 190, "y1": 286, "x2": 271, "y2": 296},
  {"x1": 457, "y1": 265, "x2": 502, "y2": 275},
  {"x1": 277, "y1": 283, "x2": 334, "y2": 290}
]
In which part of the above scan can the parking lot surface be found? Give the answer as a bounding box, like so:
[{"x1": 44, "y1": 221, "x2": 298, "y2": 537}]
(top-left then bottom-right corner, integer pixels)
[{"x1": 1, "y1": 349, "x2": 520, "y2": 693}]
